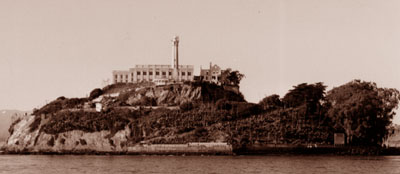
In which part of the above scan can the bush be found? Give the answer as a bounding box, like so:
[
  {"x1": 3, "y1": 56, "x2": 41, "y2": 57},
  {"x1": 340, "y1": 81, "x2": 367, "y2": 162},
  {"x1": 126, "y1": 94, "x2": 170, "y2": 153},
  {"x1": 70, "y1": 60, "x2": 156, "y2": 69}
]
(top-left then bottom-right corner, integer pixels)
[
  {"x1": 194, "y1": 127, "x2": 208, "y2": 138},
  {"x1": 29, "y1": 116, "x2": 42, "y2": 132},
  {"x1": 229, "y1": 102, "x2": 262, "y2": 118},
  {"x1": 57, "y1": 96, "x2": 66, "y2": 100},
  {"x1": 33, "y1": 97, "x2": 88, "y2": 115},
  {"x1": 179, "y1": 101, "x2": 194, "y2": 111},
  {"x1": 89, "y1": 88, "x2": 103, "y2": 100},
  {"x1": 47, "y1": 137, "x2": 55, "y2": 146},
  {"x1": 8, "y1": 117, "x2": 22, "y2": 135},
  {"x1": 216, "y1": 99, "x2": 232, "y2": 110}
]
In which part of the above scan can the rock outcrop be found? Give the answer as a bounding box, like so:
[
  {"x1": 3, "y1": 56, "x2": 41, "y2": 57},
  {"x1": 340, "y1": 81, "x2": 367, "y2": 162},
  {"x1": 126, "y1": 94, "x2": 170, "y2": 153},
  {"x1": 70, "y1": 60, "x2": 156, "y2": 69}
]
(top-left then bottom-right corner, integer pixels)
[{"x1": 5, "y1": 114, "x2": 130, "y2": 153}]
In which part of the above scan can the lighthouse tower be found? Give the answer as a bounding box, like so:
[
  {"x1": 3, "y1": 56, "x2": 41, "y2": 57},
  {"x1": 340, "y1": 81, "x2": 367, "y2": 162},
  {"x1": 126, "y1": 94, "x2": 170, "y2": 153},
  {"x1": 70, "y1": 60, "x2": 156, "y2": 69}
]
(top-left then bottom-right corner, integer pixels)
[{"x1": 172, "y1": 36, "x2": 179, "y2": 81}]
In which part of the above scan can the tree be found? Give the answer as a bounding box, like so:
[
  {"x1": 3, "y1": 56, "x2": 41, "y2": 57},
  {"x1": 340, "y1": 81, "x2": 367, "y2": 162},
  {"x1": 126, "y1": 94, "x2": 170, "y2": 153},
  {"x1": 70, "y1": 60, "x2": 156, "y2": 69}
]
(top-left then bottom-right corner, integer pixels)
[
  {"x1": 282, "y1": 82, "x2": 327, "y2": 113},
  {"x1": 219, "y1": 68, "x2": 245, "y2": 86},
  {"x1": 259, "y1": 94, "x2": 282, "y2": 112},
  {"x1": 325, "y1": 80, "x2": 400, "y2": 146}
]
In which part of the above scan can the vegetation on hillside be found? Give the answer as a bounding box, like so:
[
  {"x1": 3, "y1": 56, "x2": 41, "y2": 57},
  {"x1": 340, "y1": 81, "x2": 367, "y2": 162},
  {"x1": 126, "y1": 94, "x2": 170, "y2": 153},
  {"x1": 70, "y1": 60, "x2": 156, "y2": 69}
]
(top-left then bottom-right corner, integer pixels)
[{"x1": 25, "y1": 77, "x2": 400, "y2": 147}]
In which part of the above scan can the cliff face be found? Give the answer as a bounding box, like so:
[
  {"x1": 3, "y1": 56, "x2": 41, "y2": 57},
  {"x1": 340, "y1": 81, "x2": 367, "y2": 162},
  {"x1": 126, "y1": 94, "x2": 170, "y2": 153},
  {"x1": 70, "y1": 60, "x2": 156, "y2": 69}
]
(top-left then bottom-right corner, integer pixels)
[
  {"x1": 5, "y1": 114, "x2": 130, "y2": 153},
  {"x1": 124, "y1": 84, "x2": 203, "y2": 106}
]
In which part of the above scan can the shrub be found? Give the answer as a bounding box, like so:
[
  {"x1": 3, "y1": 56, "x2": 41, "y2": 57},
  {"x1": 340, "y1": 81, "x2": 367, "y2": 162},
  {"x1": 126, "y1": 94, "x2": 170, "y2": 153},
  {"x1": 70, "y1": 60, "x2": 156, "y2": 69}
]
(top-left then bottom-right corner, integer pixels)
[
  {"x1": 60, "y1": 138, "x2": 65, "y2": 145},
  {"x1": 47, "y1": 137, "x2": 55, "y2": 146},
  {"x1": 216, "y1": 99, "x2": 232, "y2": 110},
  {"x1": 79, "y1": 139, "x2": 87, "y2": 145},
  {"x1": 57, "y1": 96, "x2": 66, "y2": 100},
  {"x1": 179, "y1": 101, "x2": 194, "y2": 111},
  {"x1": 64, "y1": 98, "x2": 88, "y2": 108},
  {"x1": 29, "y1": 116, "x2": 42, "y2": 132},
  {"x1": 89, "y1": 88, "x2": 103, "y2": 100},
  {"x1": 229, "y1": 102, "x2": 262, "y2": 118},
  {"x1": 194, "y1": 127, "x2": 208, "y2": 137},
  {"x1": 8, "y1": 117, "x2": 22, "y2": 135}
]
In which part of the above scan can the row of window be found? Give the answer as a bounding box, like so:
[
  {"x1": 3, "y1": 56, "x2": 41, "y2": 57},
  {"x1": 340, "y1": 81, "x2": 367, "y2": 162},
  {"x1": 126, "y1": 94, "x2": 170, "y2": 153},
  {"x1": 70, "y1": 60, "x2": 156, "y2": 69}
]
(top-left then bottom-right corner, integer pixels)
[
  {"x1": 114, "y1": 73, "x2": 192, "y2": 82},
  {"x1": 205, "y1": 71, "x2": 220, "y2": 75},
  {"x1": 115, "y1": 76, "x2": 192, "y2": 83},
  {"x1": 136, "y1": 71, "x2": 192, "y2": 76}
]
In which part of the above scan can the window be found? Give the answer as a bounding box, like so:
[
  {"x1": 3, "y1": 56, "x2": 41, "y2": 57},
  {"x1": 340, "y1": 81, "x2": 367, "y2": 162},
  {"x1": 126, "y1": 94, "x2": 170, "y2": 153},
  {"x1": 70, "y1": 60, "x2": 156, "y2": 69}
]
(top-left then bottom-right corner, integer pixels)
[
  {"x1": 206, "y1": 71, "x2": 209, "y2": 75},
  {"x1": 149, "y1": 72, "x2": 153, "y2": 75},
  {"x1": 156, "y1": 71, "x2": 160, "y2": 75},
  {"x1": 137, "y1": 71, "x2": 141, "y2": 75},
  {"x1": 162, "y1": 71, "x2": 166, "y2": 75},
  {"x1": 143, "y1": 72, "x2": 147, "y2": 75},
  {"x1": 205, "y1": 76, "x2": 208, "y2": 80},
  {"x1": 169, "y1": 72, "x2": 172, "y2": 76},
  {"x1": 120, "y1": 75, "x2": 123, "y2": 79},
  {"x1": 212, "y1": 76, "x2": 216, "y2": 80},
  {"x1": 126, "y1": 75, "x2": 128, "y2": 79},
  {"x1": 114, "y1": 75, "x2": 117, "y2": 79},
  {"x1": 182, "y1": 72, "x2": 185, "y2": 76},
  {"x1": 188, "y1": 72, "x2": 191, "y2": 76}
]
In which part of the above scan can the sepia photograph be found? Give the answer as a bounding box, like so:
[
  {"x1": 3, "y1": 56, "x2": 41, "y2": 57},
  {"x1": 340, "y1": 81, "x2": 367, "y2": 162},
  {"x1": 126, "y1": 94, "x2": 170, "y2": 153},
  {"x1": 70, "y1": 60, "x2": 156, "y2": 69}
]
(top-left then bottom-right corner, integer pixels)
[{"x1": 1, "y1": 0, "x2": 400, "y2": 173}]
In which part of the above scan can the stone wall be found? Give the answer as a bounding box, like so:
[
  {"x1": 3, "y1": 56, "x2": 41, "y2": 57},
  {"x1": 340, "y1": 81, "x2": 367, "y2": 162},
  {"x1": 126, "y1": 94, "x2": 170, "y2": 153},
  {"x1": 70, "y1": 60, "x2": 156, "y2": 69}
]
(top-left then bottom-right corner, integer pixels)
[{"x1": 127, "y1": 142, "x2": 232, "y2": 155}]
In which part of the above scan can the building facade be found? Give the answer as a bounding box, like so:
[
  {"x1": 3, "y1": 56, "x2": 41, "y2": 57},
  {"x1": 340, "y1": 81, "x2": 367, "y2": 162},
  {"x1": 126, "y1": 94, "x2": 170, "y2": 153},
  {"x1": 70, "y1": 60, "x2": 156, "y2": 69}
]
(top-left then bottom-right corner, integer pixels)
[
  {"x1": 200, "y1": 62, "x2": 223, "y2": 84},
  {"x1": 113, "y1": 64, "x2": 194, "y2": 83}
]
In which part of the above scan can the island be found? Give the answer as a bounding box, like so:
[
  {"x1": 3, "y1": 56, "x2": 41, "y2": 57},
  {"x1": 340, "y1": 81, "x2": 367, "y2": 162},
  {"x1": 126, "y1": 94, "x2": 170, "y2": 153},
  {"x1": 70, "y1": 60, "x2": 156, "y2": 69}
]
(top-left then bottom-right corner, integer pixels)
[{"x1": 2, "y1": 77, "x2": 400, "y2": 155}]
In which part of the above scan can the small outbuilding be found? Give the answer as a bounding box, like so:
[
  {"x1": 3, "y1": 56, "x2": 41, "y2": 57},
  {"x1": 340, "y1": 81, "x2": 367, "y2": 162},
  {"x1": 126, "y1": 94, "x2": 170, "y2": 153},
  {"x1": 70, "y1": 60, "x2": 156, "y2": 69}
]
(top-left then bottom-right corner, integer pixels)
[{"x1": 334, "y1": 133, "x2": 345, "y2": 146}]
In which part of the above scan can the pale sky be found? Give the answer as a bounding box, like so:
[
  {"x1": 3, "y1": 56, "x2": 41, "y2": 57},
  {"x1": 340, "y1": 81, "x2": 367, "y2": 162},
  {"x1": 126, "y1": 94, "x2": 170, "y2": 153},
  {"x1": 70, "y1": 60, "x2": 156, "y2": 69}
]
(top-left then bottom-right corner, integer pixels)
[{"x1": 1, "y1": 0, "x2": 399, "y2": 122}]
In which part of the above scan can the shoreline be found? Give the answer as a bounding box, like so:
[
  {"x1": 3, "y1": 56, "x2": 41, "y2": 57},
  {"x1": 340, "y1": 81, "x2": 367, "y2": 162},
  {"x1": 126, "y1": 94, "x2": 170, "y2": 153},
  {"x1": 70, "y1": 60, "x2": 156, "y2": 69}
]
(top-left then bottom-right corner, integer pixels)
[{"x1": 3, "y1": 146, "x2": 400, "y2": 156}]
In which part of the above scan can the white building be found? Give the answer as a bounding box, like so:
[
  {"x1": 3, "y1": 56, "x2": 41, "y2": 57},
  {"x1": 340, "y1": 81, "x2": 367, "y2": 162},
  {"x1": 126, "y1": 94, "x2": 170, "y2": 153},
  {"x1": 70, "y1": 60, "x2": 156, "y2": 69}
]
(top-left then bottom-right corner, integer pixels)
[
  {"x1": 113, "y1": 64, "x2": 194, "y2": 83},
  {"x1": 112, "y1": 36, "x2": 194, "y2": 84}
]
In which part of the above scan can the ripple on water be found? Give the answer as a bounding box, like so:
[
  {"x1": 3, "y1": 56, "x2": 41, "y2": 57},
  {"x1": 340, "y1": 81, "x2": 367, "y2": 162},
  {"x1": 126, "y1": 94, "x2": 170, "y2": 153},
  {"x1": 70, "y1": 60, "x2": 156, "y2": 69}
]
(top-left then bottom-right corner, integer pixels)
[{"x1": 0, "y1": 155, "x2": 399, "y2": 174}]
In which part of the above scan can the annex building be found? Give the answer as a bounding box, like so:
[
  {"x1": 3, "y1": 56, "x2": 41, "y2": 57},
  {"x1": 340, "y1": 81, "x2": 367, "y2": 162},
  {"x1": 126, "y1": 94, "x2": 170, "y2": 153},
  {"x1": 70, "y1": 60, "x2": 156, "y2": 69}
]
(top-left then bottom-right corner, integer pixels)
[{"x1": 199, "y1": 62, "x2": 223, "y2": 84}]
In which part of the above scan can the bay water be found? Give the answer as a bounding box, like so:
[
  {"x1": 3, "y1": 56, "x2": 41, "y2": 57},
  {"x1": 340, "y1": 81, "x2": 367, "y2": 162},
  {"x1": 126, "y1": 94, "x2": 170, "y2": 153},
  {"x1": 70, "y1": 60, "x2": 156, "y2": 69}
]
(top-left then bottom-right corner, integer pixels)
[{"x1": 0, "y1": 155, "x2": 399, "y2": 174}]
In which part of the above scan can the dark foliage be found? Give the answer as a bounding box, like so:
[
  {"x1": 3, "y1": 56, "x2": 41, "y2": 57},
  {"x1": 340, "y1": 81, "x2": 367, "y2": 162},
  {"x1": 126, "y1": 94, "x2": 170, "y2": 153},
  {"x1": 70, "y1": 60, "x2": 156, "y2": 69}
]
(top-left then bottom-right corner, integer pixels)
[
  {"x1": 282, "y1": 83, "x2": 326, "y2": 109},
  {"x1": 325, "y1": 80, "x2": 400, "y2": 146},
  {"x1": 259, "y1": 94, "x2": 282, "y2": 112},
  {"x1": 179, "y1": 101, "x2": 194, "y2": 111},
  {"x1": 219, "y1": 68, "x2": 245, "y2": 86},
  {"x1": 47, "y1": 137, "x2": 55, "y2": 146},
  {"x1": 41, "y1": 109, "x2": 136, "y2": 135},
  {"x1": 89, "y1": 88, "x2": 103, "y2": 100},
  {"x1": 198, "y1": 81, "x2": 245, "y2": 103},
  {"x1": 8, "y1": 118, "x2": 22, "y2": 135},
  {"x1": 29, "y1": 116, "x2": 42, "y2": 132},
  {"x1": 80, "y1": 139, "x2": 87, "y2": 145},
  {"x1": 33, "y1": 97, "x2": 88, "y2": 116}
]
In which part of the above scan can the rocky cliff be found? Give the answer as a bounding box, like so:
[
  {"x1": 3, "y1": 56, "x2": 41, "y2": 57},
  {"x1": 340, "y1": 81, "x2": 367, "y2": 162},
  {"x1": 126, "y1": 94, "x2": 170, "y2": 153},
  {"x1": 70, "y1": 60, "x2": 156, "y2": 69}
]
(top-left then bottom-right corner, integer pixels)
[{"x1": 5, "y1": 114, "x2": 130, "y2": 153}]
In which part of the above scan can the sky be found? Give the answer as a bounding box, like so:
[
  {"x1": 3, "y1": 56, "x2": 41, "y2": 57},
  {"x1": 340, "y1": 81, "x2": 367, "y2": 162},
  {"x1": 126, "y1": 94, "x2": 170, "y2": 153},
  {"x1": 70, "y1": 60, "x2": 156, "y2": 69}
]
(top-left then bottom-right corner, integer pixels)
[{"x1": 0, "y1": 0, "x2": 399, "y2": 122}]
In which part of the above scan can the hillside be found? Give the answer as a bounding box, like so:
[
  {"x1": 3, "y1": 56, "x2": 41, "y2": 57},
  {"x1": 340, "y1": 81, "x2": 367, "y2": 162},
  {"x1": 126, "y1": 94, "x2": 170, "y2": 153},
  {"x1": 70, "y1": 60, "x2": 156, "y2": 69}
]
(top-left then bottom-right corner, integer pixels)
[
  {"x1": 3, "y1": 80, "x2": 399, "y2": 154},
  {"x1": 3, "y1": 82, "x2": 252, "y2": 153}
]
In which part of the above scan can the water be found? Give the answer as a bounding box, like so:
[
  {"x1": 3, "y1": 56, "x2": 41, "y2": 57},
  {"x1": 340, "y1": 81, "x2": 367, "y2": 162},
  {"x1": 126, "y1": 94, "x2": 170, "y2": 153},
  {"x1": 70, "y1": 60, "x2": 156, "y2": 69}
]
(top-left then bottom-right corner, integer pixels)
[{"x1": 0, "y1": 155, "x2": 399, "y2": 174}]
